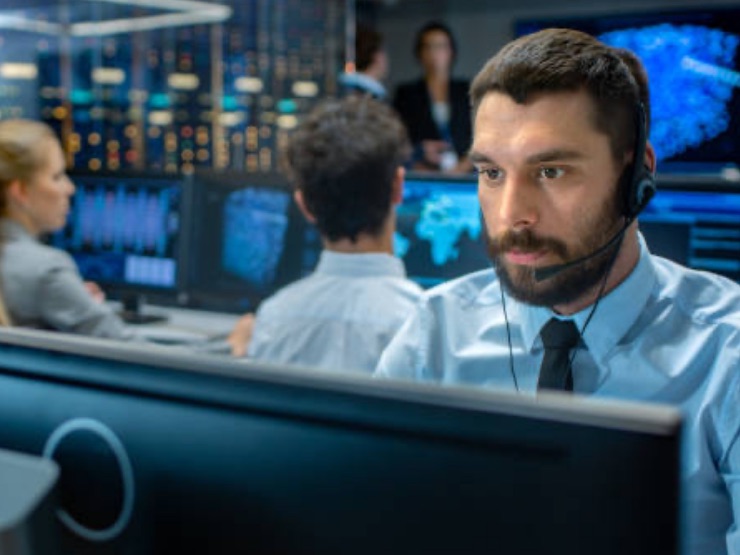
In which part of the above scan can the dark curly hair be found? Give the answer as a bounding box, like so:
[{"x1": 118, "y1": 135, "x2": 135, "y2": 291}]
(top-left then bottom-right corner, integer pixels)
[
  {"x1": 284, "y1": 96, "x2": 411, "y2": 243},
  {"x1": 470, "y1": 28, "x2": 649, "y2": 164}
]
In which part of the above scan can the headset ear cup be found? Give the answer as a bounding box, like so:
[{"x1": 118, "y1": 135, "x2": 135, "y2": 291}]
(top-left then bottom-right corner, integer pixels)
[
  {"x1": 624, "y1": 103, "x2": 655, "y2": 219},
  {"x1": 632, "y1": 170, "x2": 656, "y2": 217}
]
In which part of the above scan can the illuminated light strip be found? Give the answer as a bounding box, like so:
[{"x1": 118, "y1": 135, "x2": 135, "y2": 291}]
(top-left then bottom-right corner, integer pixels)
[
  {"x1": 0, "y1": 62, "x2": 38, "y2": 79},
  {"x1": 92, "y1": 67, "x2": 126, "y2": 85},
  {"x1": 167, "y1": 73, "x2": 199, "y2": 90},
  {"x1": 0, "y1": 15, "x2": 60, "y2": 35},
  {"x1": 235, "y1": 76, "x2": 264, "y2": 94},
  {"x1": 0, "y1": 0, "x2": 232, "y2": 37},
  {"x1": 292, "y1": 81, "x2": 319, "y2": 98}
]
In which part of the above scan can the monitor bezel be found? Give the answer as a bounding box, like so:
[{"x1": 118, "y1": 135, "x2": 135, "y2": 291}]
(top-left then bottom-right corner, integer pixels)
[{"x1": 0, "y1": 326, "x2": 683, "y2": 553}]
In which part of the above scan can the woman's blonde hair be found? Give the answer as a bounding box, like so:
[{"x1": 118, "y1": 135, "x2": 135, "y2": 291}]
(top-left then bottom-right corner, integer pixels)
[
  {"x1": 0, "y1": 119, "x2": 57, "y2": 327},
  {"x1": 0, "y1": 119, "x2": 59, "y2": 217}
]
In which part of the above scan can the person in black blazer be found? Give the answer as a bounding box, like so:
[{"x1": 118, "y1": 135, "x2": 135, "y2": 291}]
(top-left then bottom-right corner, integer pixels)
[{"x1": 393, "y1": 21, "x2": 472, "y2": 174}]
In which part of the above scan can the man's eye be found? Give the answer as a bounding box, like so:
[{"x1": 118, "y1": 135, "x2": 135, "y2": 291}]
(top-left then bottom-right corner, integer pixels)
[
  {"x1": 539, "y1": 167, "x2": 564, "y2": 179},
  {"x1": 478, "y1": 168, "x2": 502, "y2": 181}
]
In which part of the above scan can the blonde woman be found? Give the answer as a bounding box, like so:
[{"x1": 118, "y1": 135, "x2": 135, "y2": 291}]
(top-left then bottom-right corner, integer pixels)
[{"x1": 0, "y1": 119, "x2": 128, "y2": 338}]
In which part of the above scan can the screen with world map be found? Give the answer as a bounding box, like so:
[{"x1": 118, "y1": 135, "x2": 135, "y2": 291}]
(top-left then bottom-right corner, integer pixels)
[
  {"x1": 515, "y1": 7, "x2": 740, "y2": 175},
  {"x1": 396, "y1": 175, "x2": 490, "y2": 288}
]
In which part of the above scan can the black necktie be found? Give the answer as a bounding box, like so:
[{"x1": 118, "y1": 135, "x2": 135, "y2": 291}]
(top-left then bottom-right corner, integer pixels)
[{"x1": 537, "y1": 318, "x2": 581, "y2": 392}]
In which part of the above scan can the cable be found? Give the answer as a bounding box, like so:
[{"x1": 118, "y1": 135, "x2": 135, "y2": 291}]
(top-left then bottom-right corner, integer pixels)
[
  {"x1": 500, "y1": 285, "x2": 519, "y2": 392},
  {"x1": 565, "y1": 223, "x2": 628, "y2": 383},
  {"x1": 500, "y1": 217, "x2": 630, "y2": 394}
]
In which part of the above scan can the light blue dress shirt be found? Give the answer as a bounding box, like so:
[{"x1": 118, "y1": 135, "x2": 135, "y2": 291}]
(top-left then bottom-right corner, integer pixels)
[
  {"x1": 376, "y1": 239, "x2": 740, "y2": 555},
  {"x1": 248, "y1": 251, "x2": 423, "y2": 373}
]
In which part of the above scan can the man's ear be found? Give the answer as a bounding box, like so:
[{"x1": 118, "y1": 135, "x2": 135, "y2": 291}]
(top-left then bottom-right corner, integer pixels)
[
  {"x1": 293, "y1": 190, "x2": 317, "y2": 224},
  {"x1": 645, "y1": 142, "x2": 657, "y2": 174},
  {"x1": 390, "y1": 166, "x2": 405, "y2": 206}
]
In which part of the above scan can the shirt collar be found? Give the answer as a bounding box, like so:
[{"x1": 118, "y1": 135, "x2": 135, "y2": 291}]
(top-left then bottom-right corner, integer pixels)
[
  {"x1": 510, "y1": 235, "x2": 657, "y2": 359},
  {"x1": 315, "y1": 250, "x2": 407, "y2": 279},
  {"x1": 338, "y1": 72, "x2": 387, "y2": 99},
  {"x1": 0, "y1": 219, "x2": 36, "y2": 243}
]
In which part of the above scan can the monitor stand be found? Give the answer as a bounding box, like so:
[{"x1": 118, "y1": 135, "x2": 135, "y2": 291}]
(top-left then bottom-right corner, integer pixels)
[{"x1": 118, "y1": 294, "x2": 168, "y2": 325}]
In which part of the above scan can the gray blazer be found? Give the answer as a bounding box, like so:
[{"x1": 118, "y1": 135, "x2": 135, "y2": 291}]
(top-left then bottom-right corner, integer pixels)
[{"x1": 0, "y1": 220, "x2": 129, "y2": 339}]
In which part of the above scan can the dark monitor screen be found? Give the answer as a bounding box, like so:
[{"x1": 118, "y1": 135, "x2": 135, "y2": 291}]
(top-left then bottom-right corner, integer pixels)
[
  {"x1": 0, "y1": 328, "x2": 681, "y2": 554},
  {"x1": 396, "y1": 174, "x2": 489, "y2": 288},
  {"x1": 49, "y1": 171, "x2": 187, "y2": 299},
  {"x1": 514, "y1": 8, "x2": 740, "y2": 174},
  {"x1": 186, "y1": 171, "x2": 315, "y2": 313},
  {"x1": 640, "y1": 183, "x2": 740, "y2": 282}
]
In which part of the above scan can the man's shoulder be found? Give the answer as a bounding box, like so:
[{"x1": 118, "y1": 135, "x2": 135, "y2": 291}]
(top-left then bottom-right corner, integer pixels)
[
  {"x1": 256, "y1": 273, "x2": 320, "y2": 313},
  {"x1": 256, "y1": 270, "x2": 423, "y2": 317},
  {"x1": 421, "y1": 269, "x2": 500, "y2": 309},
  {"x1": 651, "y1": 255, "x2": 740, "y2": 326}
]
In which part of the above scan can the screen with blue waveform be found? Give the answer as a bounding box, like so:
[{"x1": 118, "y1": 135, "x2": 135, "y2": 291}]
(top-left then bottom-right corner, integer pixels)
[
  {"x1": 514, "y1": 8, "x2": 740, "y2": 173},
  {"x1": 50, "y1": 173, "x2": 184, "y2": 291},
  {"x1": 396, "y1": 175, "x2": 489, "y2": 288}
]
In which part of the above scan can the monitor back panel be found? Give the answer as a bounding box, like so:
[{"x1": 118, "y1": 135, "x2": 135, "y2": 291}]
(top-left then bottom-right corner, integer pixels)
[{"x1": 0, "y1": 329, "x2": 681, "y2": 555}]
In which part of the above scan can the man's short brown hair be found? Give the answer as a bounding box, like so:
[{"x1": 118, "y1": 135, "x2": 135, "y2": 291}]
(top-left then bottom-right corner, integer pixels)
[{"x1": 470, "y1": 28, "x2": 649, "y2": 163}]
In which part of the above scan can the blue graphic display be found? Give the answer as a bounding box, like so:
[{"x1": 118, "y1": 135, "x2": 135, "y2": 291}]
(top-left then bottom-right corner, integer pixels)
[
  {"x1": 222, "y1": 187, "x2": 291, "y2": 287},
  {"x1": 51, "y1": 174, "x2": 183, "y2": 290},
  {"x1": 396, "y1": 177, "x2": 489, "y2": 287},
  {"x1": 514, "y1": 8, "x2": 740, "y2": 171},
  {"x1": 599, "y1": 24, "x2": 740, "y2": 162},
  {"x1": 639, "y1": 187, "x2": 740, "y2": 281}
]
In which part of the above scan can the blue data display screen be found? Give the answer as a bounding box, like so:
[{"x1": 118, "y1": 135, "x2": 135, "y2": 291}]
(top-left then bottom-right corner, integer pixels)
[
  {"x1": 51, "y1": 176, "x2": 182, "y2": 289},
  {"x1": 515, "y1": 8, "x2": 740, "y2": 171},
  {"x1": 640, "y1": 188, "x2": 740, "y2": 279},
  {"x1": 599, "y1": 24, "x2": 739, "y2": 164},
  {"x1": 221, "y1": 187, "x2": 291, "y2": 288},
  {"x1": 396, "y1": 178, "x2": 489, "y2": 288}
]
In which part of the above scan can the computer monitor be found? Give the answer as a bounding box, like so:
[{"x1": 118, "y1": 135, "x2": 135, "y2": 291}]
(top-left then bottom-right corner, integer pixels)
[
  {"x1": 641, "y1": 181, "x2": 740, "y2": 282},
  {"x1": 396, "y1": 173, "x2": 489, "y2": 288},
  {"x1": 185, "y1": 170, "x2": 314, "y2": 313},
  {"x1": 0, "y1": 327, "x2": 681, "y2": 554},
  {"x1": 49, "y1": 171, "x2": 190, "y2": 310},
  {"x1": 515, "y1": 7, "x2": 740, "y2": 176}
]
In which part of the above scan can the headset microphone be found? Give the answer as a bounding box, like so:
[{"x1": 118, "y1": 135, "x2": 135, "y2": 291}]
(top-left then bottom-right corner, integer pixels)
[{"x1": 532, "y1": 219, "x2": 630, "y2": 282}]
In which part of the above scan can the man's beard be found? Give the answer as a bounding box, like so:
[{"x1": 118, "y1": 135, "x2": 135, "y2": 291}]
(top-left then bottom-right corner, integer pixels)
[{"x1": 487, "y1": 201, "x2": 623, "y2": 307}]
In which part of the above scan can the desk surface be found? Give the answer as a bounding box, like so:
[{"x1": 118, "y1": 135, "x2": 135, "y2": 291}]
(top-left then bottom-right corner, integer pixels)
[{"x1": 117, "y1": 304, "x2": 241, "y2": 347}]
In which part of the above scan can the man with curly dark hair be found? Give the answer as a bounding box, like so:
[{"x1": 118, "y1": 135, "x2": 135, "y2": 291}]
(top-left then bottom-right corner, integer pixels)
[{"x1": 228, "y1": 96, "x2": 422, "y2": 373}]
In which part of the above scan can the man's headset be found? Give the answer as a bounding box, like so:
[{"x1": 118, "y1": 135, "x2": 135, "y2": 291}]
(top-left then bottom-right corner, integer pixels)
[{"x1": 622, "y1": 102, "x2": 656, "y2": 220}]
